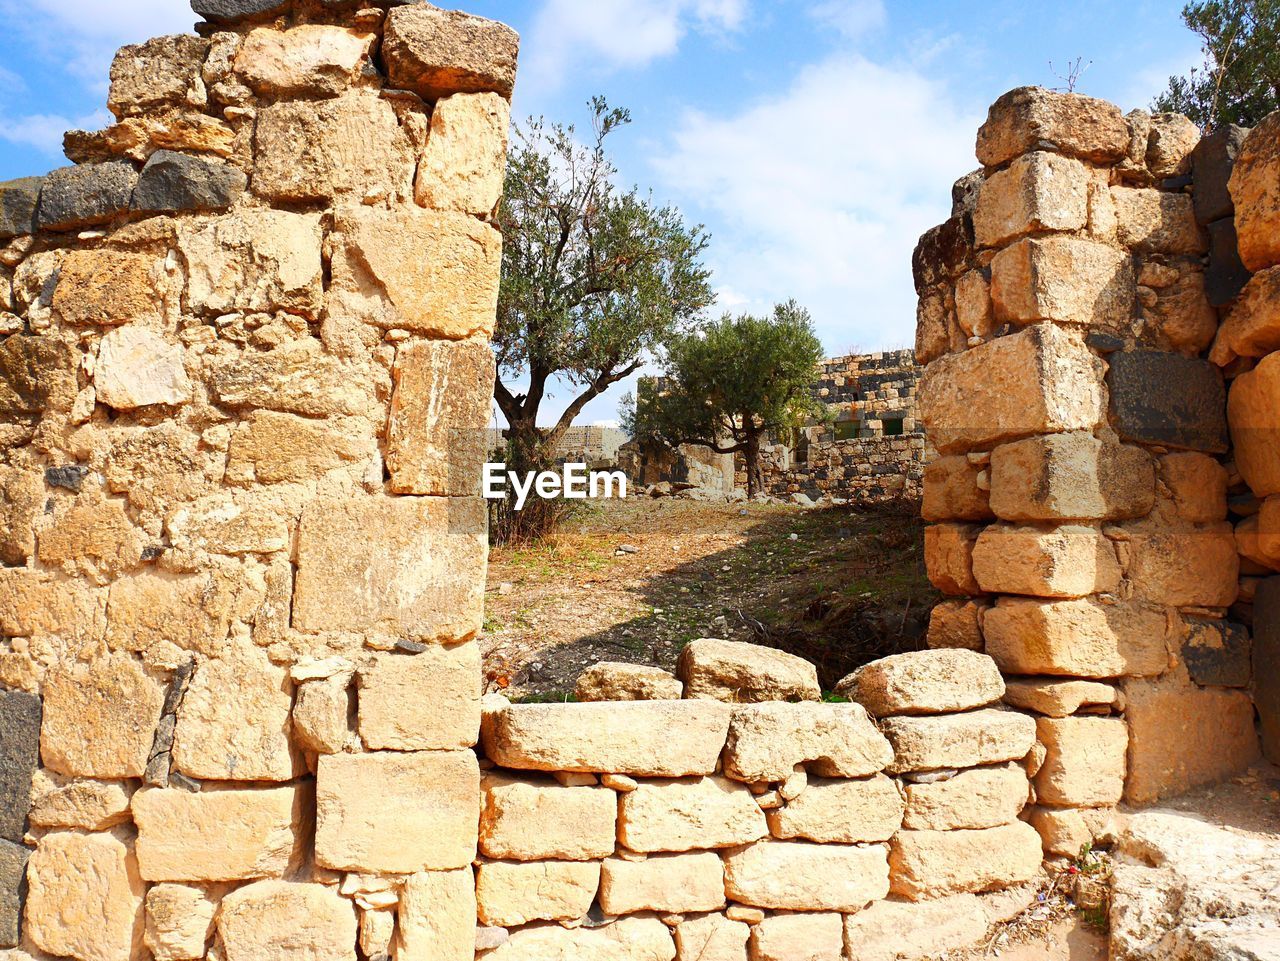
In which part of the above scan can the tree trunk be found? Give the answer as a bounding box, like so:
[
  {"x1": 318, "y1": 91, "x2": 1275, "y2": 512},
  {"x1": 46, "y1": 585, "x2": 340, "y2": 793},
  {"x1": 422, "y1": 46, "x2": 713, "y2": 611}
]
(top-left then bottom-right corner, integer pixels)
[{"x1": 744, "y1": 432, "x2": 765, "y2": 499}]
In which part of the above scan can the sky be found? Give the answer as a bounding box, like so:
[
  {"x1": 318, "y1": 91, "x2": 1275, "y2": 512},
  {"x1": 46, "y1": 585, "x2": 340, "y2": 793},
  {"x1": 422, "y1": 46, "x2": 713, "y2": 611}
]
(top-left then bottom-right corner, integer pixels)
[{"x1": 0, "y1": 0, "x2": 1205, "y2": 427}]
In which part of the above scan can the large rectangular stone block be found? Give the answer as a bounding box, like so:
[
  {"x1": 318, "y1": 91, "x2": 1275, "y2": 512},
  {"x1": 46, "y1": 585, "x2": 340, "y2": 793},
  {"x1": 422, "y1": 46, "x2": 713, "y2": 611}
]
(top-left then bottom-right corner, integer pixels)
[
  {"x1": 1228, "y1": 113, "x2": 1280, "y2": 271},
  {"x1": 767, "y1": 774, "x2": 905, "y2": 843},
  {"x1": 397, "y1": 868, "x2": 477, "y2": 961},
  {"x1": 990, "y1": 236, "x2": 1134, "y2": 329},
  {"x1": 358, "y1": 646, "x2": 481, "y2": 751},
  {"x1": 975, "y1": 87, "x2": 1129, "y2": 168},
  {"x1": 382, "y1": 3, "x2": 519, "y2": 101},
  {"x1": 922, "y1": 455, "x2": 993, "y2": 522},
  {"x1": 1191, "y1": 124, "x2": 1248, "y2": 225},
  {"x1": 480, "y1": 774, "x2": 617, "y2": 861},
  {"x1": 599, "y1": 852, "x2": 725, "y2": 915},
  {"x1": 1112, "y1": 188, "x2": 1205, "y2": 255},
  {"x1": 924, "y1": 523, "x2": 981, "y2": 596},
  {"x1": 0, "y1": 691, "x2": 39, "y2": 843},
  {"x1": 880, "y1": 709, "x2": 1036, "y2": 774},
  {"x1": 973, "y1": 151, "x2": 1090, "y2": 248},
  {"x1": 1034, "y1": 716, "x2": 1127, "y2": 807},
  {"x1": 1125, "y1": 525, "x2": 1240, "y2": 607},
  {"x1": 1106, "y1": 350, "x2": 1227, "y2": 453},
  {"x1": 476, "y1": 860, "x2": 599, "y2": 927},
  {"x1": 972, "y1": 524, "x2": 1120, "y2": 598},
  {"x1": 989, "y1": 432, "x2": 1155, "y2": 521},
  {"x1": 723, "y1": 840, "x2": 889, "y2": 912},
  {"x1": 618, "y1": 775, "x2": 767, "y2": 852},
  {"x1": 902, "y1": 763, "x2": 1027, "y2": 831},
  {"x1": 1229, "y1": 353, "x2": 1280, "y2": 497},
  {"x1": 888, "y1": 822, "x2": 1042, "y2": 900},
  {"x1": 722, "y1": 702, "x2": 893, "y2": 782}
]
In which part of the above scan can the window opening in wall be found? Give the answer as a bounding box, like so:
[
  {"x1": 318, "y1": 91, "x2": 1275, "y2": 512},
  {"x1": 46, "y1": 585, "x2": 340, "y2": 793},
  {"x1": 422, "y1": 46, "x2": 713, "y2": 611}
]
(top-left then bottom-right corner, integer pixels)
[{"x1": 882, "y1": 415, "x2": 905, "y2": 436}]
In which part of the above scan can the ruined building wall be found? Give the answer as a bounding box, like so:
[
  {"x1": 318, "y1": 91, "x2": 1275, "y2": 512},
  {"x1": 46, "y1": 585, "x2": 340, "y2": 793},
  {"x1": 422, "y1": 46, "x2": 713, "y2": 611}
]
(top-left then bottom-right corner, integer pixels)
[{"x1": 0, "y1": 2, "x2": 515, "y2": 958}]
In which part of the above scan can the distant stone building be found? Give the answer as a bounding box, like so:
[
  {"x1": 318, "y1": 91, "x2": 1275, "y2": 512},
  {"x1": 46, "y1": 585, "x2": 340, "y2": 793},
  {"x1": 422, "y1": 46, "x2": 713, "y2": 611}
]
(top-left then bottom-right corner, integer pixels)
[{"x1": 487, "y1": 426, "x2": 629, "y2": 468}]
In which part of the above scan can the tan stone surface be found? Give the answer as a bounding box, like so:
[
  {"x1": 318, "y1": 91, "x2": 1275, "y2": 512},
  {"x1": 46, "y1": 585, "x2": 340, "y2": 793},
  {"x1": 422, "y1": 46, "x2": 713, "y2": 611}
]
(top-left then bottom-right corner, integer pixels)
[
  {"x1": 95, "y1": 326, "x2": 191, "y2": 410},
  {"x1": 842, "y1": 894, "x2": 988, "y2": 961},
  {"x1": 1112, "y1": 187, "x2": 1204, "y2": 254},
  {"x1": 889, "y1": 822, "x2": 1043, "y2": 900},
  {"x1": 924, "y1": 523, "x2": 982, "y2": 596},
  {"x1": 108, "y1": 34, "x2": 207, "y2": 118},
  {"x1": 922, "y1": 455, "x2": 992, "y2": 522},
  {"x1": 316, "y1": 751, "x2": 479, "y2": 873},
  {"x1": 480, "y1": 774, "x2": 616, "y2": 861},
  {"x1": 205, "y1": 340, "x2": 376, "y2": 418},
  {"x1": 1228, "y1": 111, "x2": 1280, "y2": 272},
  {"x1": 880, "y1": 709, "x2": 1037, "y2": 774},
  {"x1": 956, "y1": 269, "x2": 994, "y2": 338},
  {"x1": 0, "y1": 568, "x2": 107, "y2": 644},
  {"x1": 1159, "y1": 452, "x2": 1228, "y2": 523},
  {"x1": 1026, "y1": 805, "x2": 1117, "y2": 858},
  {"x1": 991, "y1": 235, "x2": 1135, "y2": 329},
  {"x1": 52, "y1": 249, "x2": 159, "y2": 326},
  {"x1": 0, "y1": 467, "x2": 40, "y2": 565},
  {"x1": 358, "y1": 645, "x2": 480, "y2": 751},
  {"x1": 1002, "y1": 678, "x2": 1122, "y2": 717},
  {"x1": 972, "y1": 523, "x2": 1120, "y2": 598},
  {"x1": 1145, "y1": 112, "x2": 1199, "y2": 178},
  {"x1": 1229, "y1": 352, "x2": 1280, "y2": 497},
  {"x1": 989, "y1": 432, "x2": 1155, "y2": 521},
  {"x1": 105, "y1": 570, "x2": 234, "y2": 657},
  {"x1": 722, "y1": 701, "x2": 893, "y2": 783},
  {"x1": 1212, "y1": 266, "x2": 1280, "y2": 367},
  {"x1": 133, "y1": 784, "x2": 304, "y2": 882},
  {"x1": 482, "y1": 699, "x2": 732, "y2": 777},
  {"x1": 973, "y1": 151, "x2": 1089, "y2": 248},
  {"x1": 24, "y1": 830, "x2": 145, "y2": 961},
  {"x1": 1125, "y1": 524, "x2": 1239, "y2": 606},
  {"x1": 678, "y1": 637, "x2": 820, "y2": 703},
  {"x1": 69, "y1": 111, "x2": 236, "y2": 162},
  {"x1": 599, "y1": 852, "x2": 725, "y2": 914},
  {"x1": 40, "y1": 652, "x2": 164, "y2": 778},
  {"x1": 28, "y1": 775, "x2": 132, "y2": 830},
  {"x1": 235, "y1": 25, "x2": 374, "y2": 97},
  {"x1": 723, "y1": 840, "x2": 889, "y2": 911},
  {"x1": 397, "y1": 869, "x2": 476, "y2": 961},
  {"x1": 750, "y1": 913, "x2": 843, "y2": 961},
  {"x1": 218, "y1": 880, "x2": 356, "y2": 961},
  {"x1": 382, "y1": 3, "x2": 520, "y2": 101},
  {"x1": 575, "y1": 662, "x2": 683, "y2": 701},
  {"x1": 417, "y1": 92, "x2": 510, "y2": 214},
  {"x1": 926, "y1": 599, "x2": 986, "y2": 651},
  {"x1": 476, "y1": 860, "x2": 599, "y2": 926},
  {"x1": 484, "y1": 917, "x2": 676, "y2": 961},
  {"x1": 37, "y1": 495, "x2": 146, "y2": 582},
  {"x1": 767, "y1": 774, "x2": 904, "y2": 843},
  {"x1": 293, "y1": 675, "x2": 352, "y2": 755},
  {"x1": 902, "y1": 763, "x2": 1028, "y2": 830},
  {"x1": 674, "y1": 913, "x2": 749, "y2": 961},
  {"x1": 983, "y1": 597, "x2": 1170, "y2": 678},
  {"x1": 1034, "y1": 716, "x2": 1127, "y2": 806},
  {"x1": 145, "y1": 884, "x2": 217, "y2": 961},
  {"x1": 225, "y1": 411, "x2": 373, "y2": 485},
  {"x1": 838, "y1": 649, "x2": 1004, "y2": 716},
  {"x1": 976, "y1": 87, "x2": 1129, "y2": 167}
]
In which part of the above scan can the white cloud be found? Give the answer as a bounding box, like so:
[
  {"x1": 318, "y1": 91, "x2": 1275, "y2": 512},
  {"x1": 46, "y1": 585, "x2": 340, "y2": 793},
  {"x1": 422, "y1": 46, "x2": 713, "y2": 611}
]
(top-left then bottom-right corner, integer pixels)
[
  {"x1": 808, "y1": 0, "x2": 886, "y2": 41},
  {"x1": 651, "y1": 53, "x2": 981, "y2": 354},
  {"x1": 0, "y1": 110, "x2": 107, "y2": 157}
]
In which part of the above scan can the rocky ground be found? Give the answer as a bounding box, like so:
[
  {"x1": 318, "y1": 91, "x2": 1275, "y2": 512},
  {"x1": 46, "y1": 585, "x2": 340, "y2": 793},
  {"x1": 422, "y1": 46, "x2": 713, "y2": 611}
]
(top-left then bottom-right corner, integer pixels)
[{"x1": 481, "y1": 495, "x2": 933, "y2": 700}]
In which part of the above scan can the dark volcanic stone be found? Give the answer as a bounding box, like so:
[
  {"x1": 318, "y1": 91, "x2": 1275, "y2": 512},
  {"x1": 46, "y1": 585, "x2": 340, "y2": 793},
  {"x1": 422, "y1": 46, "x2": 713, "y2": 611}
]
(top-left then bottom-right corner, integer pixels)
[
  {"x1": 1085, "y1": 331, "x2": 1125, "y2": 354},
  {"x1": 951, "y1": 169, "x2": 984, "y2": 218},
  {"x1": 36, "y1": 162, "x2": 137, "y2": 232},
  {"x1": 912, "y1": 214, "x2": 974, "y2": 294},
  {"x1": 190, "y1": 0, "x2": 290, "y2": 22},
  {"x1": 1106, "y1": 350, "x2": 1228, "y2": 453},
  {"x1": 1191, "y1": 124, "x2": 1250, "y2": 225},
  {"x1": 1254, "y1": 578, "x2": 1280, "y2": 764},
  {"x1": 0, "y1": 691, "x2": 40, "y2": 843},
  {"x1": 44, "y1": 465, "x2": 88, "y2": 492},
  {"x1": 0, "y1": 177, "x2": 43, "y2": 240},
  {"x1": 132, "y1": 150, "x2": 247, "y2": 214},
  {"x1": 1205, "y1": 217, "x2": 1253, "y2": 307},
  {"x1": 1184, "y1": 618, "x2": 1252, "y2": 688},
  {"x1": 0, "y1": 839, "x2": 28, "y2": 949}
]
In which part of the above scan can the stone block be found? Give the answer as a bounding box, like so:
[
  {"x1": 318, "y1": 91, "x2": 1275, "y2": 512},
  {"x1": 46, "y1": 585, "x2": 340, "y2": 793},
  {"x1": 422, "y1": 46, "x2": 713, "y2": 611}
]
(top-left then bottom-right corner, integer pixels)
[
  {"x1": 750, "y1": 912, "x2": 843, "y2": 961},
  {"x1": 1026, "y1": 806, "x2": 1117, "y2": 858},
  {"x1": 28, "y1": 777, "x2": 132, "y2": 832},
  {"x1": 976, "y1": 87, "x2": 1129, "y2": 167},
  {"x1": 192, "y1": 0, "x2": 290, "y2": 23},
  {"x1": 1230, "y1": 352, "x2": 1280, "y2": 497},
  {"x1": 52, "y1": 249, "x2": 159, "y2": 327},
  {"x1": 1205, "y1": 217, "x2": 1252, "y2": 307},
  {"x1": 36, "y1": 162, "x2": 137, "y2": 231},
  {"x1": 0, "y1": 334, "x2": 78, "y2": 415},
  {"x1": 843, "y1": 893, "x2": 988, "y2": 961},
  {"x1": 575, "y1": 662, "x2": 683, "y2": 701},
  {"x1": 880, "y1": 709, "x2": 1037, "y2": 774},
  {"x1": 0, "y1": 177, "x2": 42, "y2": 239},
  {"x1": 1254, "y1": 578, "x2": 1280, "y2": 763},
  {"x1": 1125, "y1": 525, "x2": 1240, "y2": 607},
  {"x1": 225, "y1": 410, "x2": 374, "y2": 485},
  {"x1": 983, "y1": 597, "x2": 1170, "y2": 678},
  {"x1": 481, "y1": 700, "x2": 731, "y2": 777},
  {"x1": 315, "y1": 751, "x2": 480, "y2": 873},
  {"x1": 972, "y1": 523, "x2": 1120, "y2": 598},
  {"x1": 484, "y1": 916, "x2": 675, "y2": 961},
  {"x1": 722, "y1": 702, "x2": 893, "y2": 783},
  {"x1": 38, "y1": 495, "x2": 145, "y2": 581},
  {"x1": 0, "y1": 569, "x2": 107, "y2": 646},
  {"x1": 397, "y1": 868, "x2": 475, "y2": 961},
  {"x1": 1212, "y1": 266, "x2": 1280, "y2": 366},
  {"x1": 105, "y1": 570, "x2": 234, "y2": 658},
  {"x1": 0, "y1": 468, "x2": 40, "y2": 566},
  {"x1": 1228, "y1": 112, "x2": 1280, "y2": 271},
  {"x1": 476, "y1": 860, "x2": 599, "y2": 926},
  {"x1": 918, "y1": 324, "x2": 1103, "y2": 455},
  {"x1": 108, "y1": 34, "x2": 207, "y2": 117},
  {"x1": 924, "y1": 523, "x2": 981, "y2": 596},
  {"x1": 1001, "y1": 678, "x2": 1122, "y2": 717},
  {"x1": 837, "y1": 649, "x2": 1004, "y2": 716},
  {"x1": 1146, "y1": 112, "x2": 1199, "y2": 178},
  {"x1": 218, "y1": 880, "x2": 356, "y2": 961},
  {"x1": 922, "y1": 455, "x2": 992, "y2": 522},
  {"x1": 417, "y1": 92, "x2": 511, "y2": 214},
  {"x1": 383, "y1": 4, "x2": 519, "y2": 101},
  {"x1": 1107, "y1": 350, "x2": 1227, "y2": 453},
  {"x1": 0, "y1": 839, "x2": 27, "y2": 949},
  {"x1": 973, "y1": 151, "x2": 1090, "y2": 247},
  {"x1": 1192, "y1": 124, "x2": 1248, "y2": 224},
  {"x1": 926, "y1": 599, "x2": 986, "y2": 651},
  {"x1": 293, "y1": 494, "x2": 487, "y2": 643},
  {"x1": 95, "y1": 326, "x2": 192, "y2": 410},
  {"x1": 600, "y1": 852, "x2": 725, "y2": 914},
  {"x1": 619, "y1": 776, "x2": 767, "y2": 852},
  {"x1": 235, "y1": 25, "x2": 374, "y2": 97},
  {"x1": 955, "y1": 268, "x2": 994, "y2": 337},
  {"x1": 133, "y1": 784, "x2": 305, "y2": 882},
  {"x1": 0, "y1": 691, "x2": 40, "y2": 843},
  {"x1": 164, "y1": 491, "x2": 291, "y2": 556},
  {"x1": 479, "y1": 774, "x2": 616, "y2": 861},
  {"x1": 989, "y1": 432, "x2": 1155, "y2": 522},
  {"x1": 902, "y1": 763, "x2": 1028, "y2": 830},
  {"x1": 990, "y1": 236, "x2": 1135, "y2": 329},
  {"x1": 293, "y1": 675, "x2": 352, "y2": 755},
  {"x1": 65, "y1": 112, "x2": 237, "y2": 163},
  {"x1": 723, "y1": 840, "x2": 889, "y2": 911},
  {"x1": 1112, "y1": 188, "x2": 1205, "y2": 254},
  {"x1": 358, "y1": 646, "x2": 480, "y2": 751},
  {"x1": 889, "y1": 821, "x2": 1043, "y2": 900},
  {"x1": 674, "y1": 913, "x2": 748, "y2": 961},
  {"x1": 1143, "y1": 263, "x2": 1218, "y2": 354},
  {"x1": 1034, "y1": 716, "x2": 1128, "y2": 806},
  {"x1": 912, "y1": 215, "x2": 974, "y2": 294},
  {"x1": 131, "y1": 150, "x2": 246, "y2": 213},
  {"x1": 1160, "y1": 452, "x2": 1228, "y2": 524},
  {"x1": 677, "y1": 637, "x2": 820, "y2": 703},
  {"x1": 144, "y1": 884, "x2": 217, "y2": 961},
  {"x1": 766, "y1": 774, "x2": 904, "y2": 843}
]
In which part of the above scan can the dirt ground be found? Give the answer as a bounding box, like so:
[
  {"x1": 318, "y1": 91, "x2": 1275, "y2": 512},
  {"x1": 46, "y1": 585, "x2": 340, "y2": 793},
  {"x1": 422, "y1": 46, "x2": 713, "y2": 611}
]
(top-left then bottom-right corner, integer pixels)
[{"x1": 481, "y1": 495, "x2": 934, "y2": 699}]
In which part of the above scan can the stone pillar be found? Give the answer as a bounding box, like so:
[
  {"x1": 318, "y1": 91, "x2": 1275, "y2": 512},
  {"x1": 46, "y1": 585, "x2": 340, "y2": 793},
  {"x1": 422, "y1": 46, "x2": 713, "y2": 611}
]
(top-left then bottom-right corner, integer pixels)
[
  {"x1": 916, "y1": 87, "x2": 1259, "y2": 855},
  {"x1": 0, "y1": 2, "x2": 516, "y2": 958}
]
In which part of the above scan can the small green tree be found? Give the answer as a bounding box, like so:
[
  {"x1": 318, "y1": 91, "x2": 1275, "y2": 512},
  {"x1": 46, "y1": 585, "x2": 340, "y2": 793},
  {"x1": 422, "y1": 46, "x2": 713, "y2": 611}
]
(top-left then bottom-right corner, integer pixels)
[
  {"x1": 623, "y1": 302, "x2": 825, "y2": 498},
  {"x1": 1154, "y1": 0, "x2": 1280, "y2": 129}
]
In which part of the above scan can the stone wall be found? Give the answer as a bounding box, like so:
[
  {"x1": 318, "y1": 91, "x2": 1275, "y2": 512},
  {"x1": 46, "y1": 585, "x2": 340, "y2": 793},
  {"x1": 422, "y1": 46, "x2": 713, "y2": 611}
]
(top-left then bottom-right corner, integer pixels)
[
  {"x1": 915, "y1": 86, "x2": 1274, "y2": 855},
  {"x1": 0, "y1": 2, "x2": 514, "y2": 959}
]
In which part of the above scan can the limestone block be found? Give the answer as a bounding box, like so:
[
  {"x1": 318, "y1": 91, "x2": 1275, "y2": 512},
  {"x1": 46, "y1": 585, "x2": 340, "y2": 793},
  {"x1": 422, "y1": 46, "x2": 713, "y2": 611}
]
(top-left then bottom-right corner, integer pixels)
[
  {"x1": 618, "y1": 776, "x2": 767, "y2": 852},
  {"x1": 0, "y1": 468, "x2": 40, "y2": 566},
  {"x1": 417, "y1": 92, "x2": 510, "y2": 214},
  {"x1": 1160, "y1": 452, "x2": 1228, "y2": 524},
  {"x1": 145, "y1": 884, "x2": 217, "y2": 961},
  {"x1": 28, "y1": 777, "x2": 132, "y2": 832},
  {"x1": 165, "y1": 491, "x2": 292, "y2": 556},
  {"x1": 922, "y1": 455, "x2": 992, "y2": 522},
  {"x1": 24, "y1": 831, "x2": 145, "y2": 961},
  {"x1": 903, "y1": 763, "x2": 1028, "y2": 830},
  {"x1": 108, "y1": 35, "x2": 207, "y2": 117},
  {"x1": 386, "y1": 338, "x2": 495, "y2": 496},
  {"x1": 955, "y1": 269, "x2": 994, "y2": 338},
  {"x1": 1034, "y1": 716, "x2": 1127, "y2": 807},
  {"x1": 481, "y1": 700, "x2": 731, "y2": 777},
  {"x1": 0, "y1": 839, "x2": 27, "y2": 949},
  {"x1": 40, "y1": 653, "x2": 164, "y2": 779},
  {"x1": 599, "y1": 852, "x2": 725, "y2": 914},
  {"x1": 397, "y1": 869, "x2": 475, "y2": 961},
  {"x1": 105, "y1": 570, "x2": 235, "y2": 658},
  {"x1": 1229, "y1": 352, "x2": 1280, "y2": 497},
  {"x1": 0, "y1": 690, "x2": 39, "y2": 842},
  {"x1": 843, "y1": 894, "x2": 988, "y2": 961},
  {"x1": 983, "y1": 597, "x2": 1170, "y2": 678},
  {"x1": 332, "y1": 206, "x2": 503, "y2": 339},
  {"x1": 972, "y1": 523, "x2": 1120, "y2": 598},
  {"x1": 677, "y1": 637, "x2": 820, "y2": 703},
  {"x1": 252, "y1": 92, "x2": 414, "y2": 203},
  {"x1": 722, "y1": 840, "x2": 889, "y2": 911},
  {"x1": 1112, "y1": 188, "x2": 1205, "y2": 255},
  {"x1": 989, "y1": 433, "x2": 1155, "y2": 521},
  {"x1": 293, "y1": 675, "x2": 352, "y2": 755},
  {"x1": 766, "y1": 774, "x2": 904, "y2": 843},
  {"x1": 358, "y1": 646, "x2": 480, "y2": 751},
  {"x1": 1107, "y1": 351, "x2": 1227, "y2": 453},
  {"x1": 484, "y1": 917, "x2": 676, "y2": 961},
  {"x1": 52, "y1": 249, "x2": 159, "y2": 326},
  {"x1": 926, "y1": 599, "x2": 986, "y2": 651},
  {"x1": 674, "y1": 913, "x2": 749, "y2": 961},
  {"x1": 66, "y1": 112, "x2": 237, "y2": 163},
  {"x1": 316, "y1": 751, "x2": 479, "y2": 873},
  {"x1": 37, "y1": 495, "x2": 146, "y2": 583},
  {"x1": 575, "y1": 662, "x2": 683, "y2": 701},
  {"x1": 889, "y1": 821, "x2": 1043, "y2": 899},
  {"x1": 95, "y1": 326, "x2": 192, "y2": 410},
  {"x1": 131, "y1": 150, "x2": 246, "y2": 214},
  {"x1": 476, "y1": 860, "x2": 599, "y2": 926},
  {"x1": 837, "y1": 649, "x2": 1004, "y2": 716},
  {"x1": 915, "y1": 284, "x2": 958, "y2": 366},
  {"x1": 235, "y1": 25, "x2": 374, "y2": 97},
  {"x1": 880, "y1": 709, "x2": 1037, "y2": 774},
  {"x1": 1026, "y1": 806, "x2": 1117, "y2": 857},
  {"x1": 973, "y1": 151, "x2": 1090, "y2": 248},
  {"x1": 1144, "y1": 264, "x2": 1218, "y2": 355},
  {"x1": 293, "y1": 494, "x2": 487, "y2": 643},
  {"x1": 0, "y1": 568, "x2": 107, "y2": 645},
  {"x1": 990, "y1": 236, "x2": 1135, "y2": 329},
  {"x1": 383, "y1": 4, "x2": 519, "y2": 101},
  {"x1": 722, "y1": 702, "x2": 893, "y2": 783},
  {"x1": 218, "y1": 881, "x2": 356, "y2": 961},
  {"x1": 1146, "y1": 112, "x2": 1199, "y2": 178},
  {"x1": 480, "y1": 774, "x2": 616, "y2": 861},
  {"x1": 750, "y1": 912, "x2": 843, "y2": 961},
  {"x1": 225, "y1": 410, "x2": 374, "y2": 485},
  {"x1": 924, "y1": 523, "x2": 981, "y2": 596},
  {"x1": 976, "y1": 87, "x2": 1129, "y2": 167},
  {"x1": 36, "y1": 161, "x2": 138, "y2": 231},
  {"x1": 1228, "y1": 112, "x2": 1280, "y2": 271},
  {"x1": 0, "y1": 334, "x2": 78, "y2": 415},
  {"x1": 917, "y1": 324, "x2": 1103, "y2": 455},
  {"x1": 1002, "y1": 678, "x2": 1122, "y2": 717},
  {"x1": 1125, "y1": 525, "x2": 1240, "y2": 606},
  {"x1": 1213, "y1": 267, "x2": 1280, "y2": 366}
]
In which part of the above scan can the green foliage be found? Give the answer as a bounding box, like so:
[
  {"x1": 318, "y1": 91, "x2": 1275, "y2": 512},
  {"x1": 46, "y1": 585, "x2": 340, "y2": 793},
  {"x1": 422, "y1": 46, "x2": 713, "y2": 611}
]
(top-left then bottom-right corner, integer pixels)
[{"x1": 1154, "y1": 0, "x2": 1280, "y2": 129}]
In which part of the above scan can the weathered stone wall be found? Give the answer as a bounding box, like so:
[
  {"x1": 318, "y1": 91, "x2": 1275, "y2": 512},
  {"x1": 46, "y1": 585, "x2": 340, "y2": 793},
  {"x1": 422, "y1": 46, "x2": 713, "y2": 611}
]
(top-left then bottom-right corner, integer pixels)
[
  {"x1": 915, "y1": 86, "x2": 1270, "y2": 856},
  {"x1": 0, "y1": 1, "x2": 514, "y2": 958}
]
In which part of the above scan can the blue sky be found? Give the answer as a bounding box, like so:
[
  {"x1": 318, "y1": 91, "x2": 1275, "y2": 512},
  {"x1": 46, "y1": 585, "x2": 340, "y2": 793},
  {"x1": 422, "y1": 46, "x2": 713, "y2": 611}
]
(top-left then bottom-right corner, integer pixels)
[{"x1": 0, "y1": 0, "x2": 1204, "y2": 426}]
